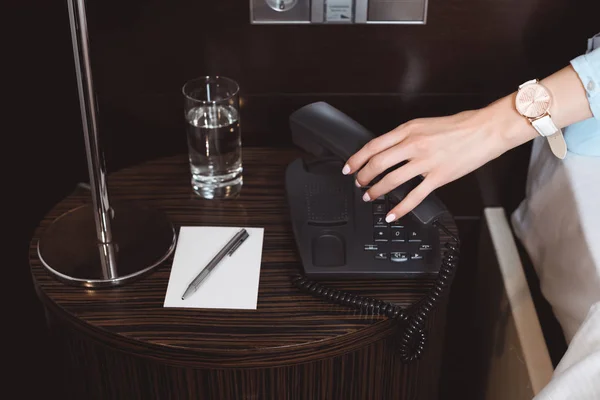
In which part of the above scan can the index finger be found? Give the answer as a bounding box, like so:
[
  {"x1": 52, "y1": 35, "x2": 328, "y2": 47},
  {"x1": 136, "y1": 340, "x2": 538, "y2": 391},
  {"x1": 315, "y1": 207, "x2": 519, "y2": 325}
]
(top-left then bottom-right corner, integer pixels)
[{"x1": 342, "y1": 123, "x2": 411, "y2": 175}]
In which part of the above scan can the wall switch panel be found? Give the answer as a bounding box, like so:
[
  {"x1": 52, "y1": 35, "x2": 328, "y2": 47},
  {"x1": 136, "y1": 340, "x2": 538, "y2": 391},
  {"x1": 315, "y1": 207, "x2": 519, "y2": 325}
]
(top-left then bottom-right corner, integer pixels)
[{"x1": 250, "y1": 0, "x2": 428, "y2": 24}]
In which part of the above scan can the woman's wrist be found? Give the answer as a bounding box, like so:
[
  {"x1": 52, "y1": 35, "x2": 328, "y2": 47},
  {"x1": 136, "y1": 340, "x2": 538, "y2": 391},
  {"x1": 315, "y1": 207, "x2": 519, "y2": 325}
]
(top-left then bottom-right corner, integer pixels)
[
  {"x1": 482, "y1": 93, "x2": 540, "y2": 152},
  {"x1": 479, "y1": 65, "x2": 593, "y2": 156}
]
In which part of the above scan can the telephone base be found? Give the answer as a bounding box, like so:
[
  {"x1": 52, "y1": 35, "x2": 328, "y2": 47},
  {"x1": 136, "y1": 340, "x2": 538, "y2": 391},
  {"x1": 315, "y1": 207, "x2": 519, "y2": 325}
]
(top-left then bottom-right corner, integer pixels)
[{"x1": 286, "y1": 157, "x2": 442, "y2": 279}]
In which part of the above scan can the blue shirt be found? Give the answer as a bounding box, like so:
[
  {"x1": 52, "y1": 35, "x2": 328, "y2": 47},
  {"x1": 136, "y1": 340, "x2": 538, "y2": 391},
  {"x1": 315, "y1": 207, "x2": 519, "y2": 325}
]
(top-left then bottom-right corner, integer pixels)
[{"x1": 565, "y1": 32, "x2": 600, "y2": 157}]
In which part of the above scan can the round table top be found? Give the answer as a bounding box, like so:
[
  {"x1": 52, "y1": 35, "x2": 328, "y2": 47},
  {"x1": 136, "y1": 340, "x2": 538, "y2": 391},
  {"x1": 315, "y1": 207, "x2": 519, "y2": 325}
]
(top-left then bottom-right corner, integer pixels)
[{"x1": 29, "y1": 148, "x2": 452, "y2": 368}]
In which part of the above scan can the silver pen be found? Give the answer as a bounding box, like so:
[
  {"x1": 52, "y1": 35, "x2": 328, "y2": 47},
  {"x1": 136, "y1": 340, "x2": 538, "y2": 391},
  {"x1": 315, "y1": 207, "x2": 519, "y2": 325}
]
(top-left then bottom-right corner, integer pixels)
[{"x1": 181, "y1": 228, "x2": 249, "y2": 300}]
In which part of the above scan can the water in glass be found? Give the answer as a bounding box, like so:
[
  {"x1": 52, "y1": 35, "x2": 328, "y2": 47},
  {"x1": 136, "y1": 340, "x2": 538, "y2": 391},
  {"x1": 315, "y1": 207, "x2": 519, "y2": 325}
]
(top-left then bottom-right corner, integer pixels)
[{"x1": 186, "y1": 104, "x2": 242, "y2": 198}]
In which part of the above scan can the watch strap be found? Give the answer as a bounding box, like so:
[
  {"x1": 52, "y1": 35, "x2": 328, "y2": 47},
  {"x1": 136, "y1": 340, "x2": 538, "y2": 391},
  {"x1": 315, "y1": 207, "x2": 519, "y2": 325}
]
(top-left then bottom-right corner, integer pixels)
[
  {"x1": 531, "y1": 116, "x2": 566, "y2": 159},
  {"x1": 531, "y1": 114, "x2": 559, "y2": 137},
  {"x1": 546, "y1": 130, "x2": 567, "y2": 159},
  {"x1": 518, "y1": 79, "x2": 538, "y2": 89}
]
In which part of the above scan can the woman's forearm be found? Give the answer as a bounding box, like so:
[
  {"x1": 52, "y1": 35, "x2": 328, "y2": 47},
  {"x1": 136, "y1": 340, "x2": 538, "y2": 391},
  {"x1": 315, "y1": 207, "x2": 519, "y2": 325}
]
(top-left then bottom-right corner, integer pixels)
[
  {"x1": 490, "y1": 65, "x2": 593, "y2": 150},
  {"x1": 542, "y1": 65, "x2": 594, "y2": 127},
  {"x1": 343, "y1": 63, "x2": 595, "y2": 221}
]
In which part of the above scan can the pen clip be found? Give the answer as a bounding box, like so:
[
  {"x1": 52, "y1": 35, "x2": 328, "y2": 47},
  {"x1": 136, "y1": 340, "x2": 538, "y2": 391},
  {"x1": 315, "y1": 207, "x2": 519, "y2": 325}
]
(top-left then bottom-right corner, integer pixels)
[{"x1": 228, "y1": 230, "x2": 249, "y2": 256}]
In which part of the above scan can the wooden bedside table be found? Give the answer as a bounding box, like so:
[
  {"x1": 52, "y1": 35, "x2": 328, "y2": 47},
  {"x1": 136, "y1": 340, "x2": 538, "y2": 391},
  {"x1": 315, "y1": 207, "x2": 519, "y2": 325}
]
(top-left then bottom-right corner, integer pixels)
[{"x1": 29, "y1": 148, "x2": 456, "y2": 400}]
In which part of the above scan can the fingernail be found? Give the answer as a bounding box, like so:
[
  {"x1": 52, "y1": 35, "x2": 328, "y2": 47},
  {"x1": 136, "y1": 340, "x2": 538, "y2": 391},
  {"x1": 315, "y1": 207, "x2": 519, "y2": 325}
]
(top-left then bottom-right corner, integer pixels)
[
  {"x1": 385, "y1": 213, "x2": 396, "y2": 223},
  {"x1": 362, "y1": 192, "x2": 371, "y2": 202},
  {"x1": 355, "y1": 180, "x2": 361, "y2": 187},
  {"x1": 342, "y1": 164, "x2": 351, "y2": 175}
]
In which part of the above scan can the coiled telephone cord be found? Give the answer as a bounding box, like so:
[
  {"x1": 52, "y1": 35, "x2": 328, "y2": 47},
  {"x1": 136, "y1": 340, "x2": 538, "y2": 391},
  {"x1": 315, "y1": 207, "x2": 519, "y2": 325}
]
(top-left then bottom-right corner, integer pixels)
[{"x1": 292, "y1": 220, "x2": 460, "y2": 363}]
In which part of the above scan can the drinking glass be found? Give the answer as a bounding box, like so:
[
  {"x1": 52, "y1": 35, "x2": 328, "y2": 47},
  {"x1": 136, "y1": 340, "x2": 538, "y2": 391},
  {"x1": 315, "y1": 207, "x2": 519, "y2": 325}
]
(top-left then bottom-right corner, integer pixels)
[{"x1": 182, "y1": 76, "x2": 243, "y2": 199}]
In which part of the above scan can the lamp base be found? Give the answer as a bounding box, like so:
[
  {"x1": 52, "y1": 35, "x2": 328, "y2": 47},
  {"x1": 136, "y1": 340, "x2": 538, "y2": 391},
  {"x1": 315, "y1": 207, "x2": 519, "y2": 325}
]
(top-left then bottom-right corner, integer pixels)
[{"x1": 37, "y1": 202, "x2": 177, "y2": 288}]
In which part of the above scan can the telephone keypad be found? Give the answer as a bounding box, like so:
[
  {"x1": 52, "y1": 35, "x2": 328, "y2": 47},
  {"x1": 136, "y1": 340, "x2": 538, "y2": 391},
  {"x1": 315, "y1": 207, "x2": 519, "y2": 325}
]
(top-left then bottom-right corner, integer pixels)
[
  {"x1": 410, "y1": 253, "x2": 423, "y2": 260},
  {"x1": 373, "y1": 203, "x2": 386, "y2": 215},
  {"x1": 390, "y1": 229, "x2": 405, "y2": 242},
  {"x1": 373, "y1": 227, "x2": 389, "y2": 241},
  {"x1": 391, "y1": 219, "x2": 404, "y2": 228},
  {"x1": 391, "y1": 252, "x2": 408, "y2": 262},
  {"x1": 364, "y1": 193, "x2": 438, "y2": 266},
  {"x1": 407, "y1": 230, "x2": 422, "y2": 243},
  {"x1": 374, "y1": 215, "x2": 387, "y2": 227}
]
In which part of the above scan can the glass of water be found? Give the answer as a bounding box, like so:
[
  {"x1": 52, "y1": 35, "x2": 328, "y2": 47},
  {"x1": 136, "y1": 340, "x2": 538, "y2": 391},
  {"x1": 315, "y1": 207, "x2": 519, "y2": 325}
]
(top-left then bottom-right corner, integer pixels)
[{"x1": 182, "y1": 76, "x2": 243, "y2": 199}]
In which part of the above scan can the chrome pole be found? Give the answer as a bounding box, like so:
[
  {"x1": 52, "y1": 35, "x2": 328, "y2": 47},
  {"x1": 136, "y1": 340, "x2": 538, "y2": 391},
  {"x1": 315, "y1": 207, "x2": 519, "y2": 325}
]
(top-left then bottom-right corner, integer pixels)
[
  {"x1": 67, "y1": 0, "x2": 117, "y2": 279},
  {"x1": 36, "y1": 0, "x2": 176, "y2": 287}
]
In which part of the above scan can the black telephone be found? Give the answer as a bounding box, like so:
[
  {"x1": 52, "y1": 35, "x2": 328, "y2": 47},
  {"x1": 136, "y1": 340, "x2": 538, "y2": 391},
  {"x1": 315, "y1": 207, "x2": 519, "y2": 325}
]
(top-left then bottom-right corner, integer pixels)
[{"x1": 285, "y1": 102, "x2": 460, "y2": 363}]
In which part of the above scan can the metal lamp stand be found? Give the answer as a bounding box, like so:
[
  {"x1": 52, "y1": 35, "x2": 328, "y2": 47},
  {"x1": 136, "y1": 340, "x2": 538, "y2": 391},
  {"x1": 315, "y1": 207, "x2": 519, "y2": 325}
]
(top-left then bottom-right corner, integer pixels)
[{"x1": 36, "y1": 0, "x2": 176, "y2": 288}]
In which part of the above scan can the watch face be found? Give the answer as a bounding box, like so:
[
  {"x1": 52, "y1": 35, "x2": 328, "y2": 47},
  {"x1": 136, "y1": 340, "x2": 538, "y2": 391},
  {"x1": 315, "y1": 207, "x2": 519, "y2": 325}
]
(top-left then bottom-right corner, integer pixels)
[{"x1": 516, "y1": 83, "x2": 551, "y2": 118}]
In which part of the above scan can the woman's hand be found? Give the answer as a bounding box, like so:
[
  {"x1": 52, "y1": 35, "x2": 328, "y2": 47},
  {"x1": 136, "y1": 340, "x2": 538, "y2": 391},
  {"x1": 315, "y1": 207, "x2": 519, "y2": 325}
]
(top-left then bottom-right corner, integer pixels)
[
  {"x1": 341, "y1": 95, "x2": 538, "y2": 222},
  {"x1": 341, "y1": 64, "x2": 592, "y2": 222}
]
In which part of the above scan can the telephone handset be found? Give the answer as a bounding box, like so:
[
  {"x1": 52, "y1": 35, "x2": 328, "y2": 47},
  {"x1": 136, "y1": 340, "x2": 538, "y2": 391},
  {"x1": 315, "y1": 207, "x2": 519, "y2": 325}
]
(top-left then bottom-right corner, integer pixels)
[
  {"x1": 288, "y1": 101, "x2": 448, "y2": 225},
  {"x1": 285, "y1": 102, "x2": 460, "y2": 362}
]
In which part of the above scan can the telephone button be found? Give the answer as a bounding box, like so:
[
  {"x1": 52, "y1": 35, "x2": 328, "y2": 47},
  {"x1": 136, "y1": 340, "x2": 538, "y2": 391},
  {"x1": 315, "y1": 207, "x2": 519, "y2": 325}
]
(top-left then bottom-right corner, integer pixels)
[
  {"x1": 391, "y1": 219, "x2": 405, "y2": 228},
  {"x1": 375, "y1": 252, "x2": 387, "y2": 260},
  {"x1": 408, "y1": 230, "x2": 422, "y2": 243},
  {"x1": 373, "y1": 203, "x2": 386, "y2": 215},
  {"x1": 390, "y1": 229, "x2": 405, "y2": 242},
  {"x1": 374, "y1": 215, "x2": 387, "y2": 227},
  {"x1": 419, "y1": 244, "x2": 433, "y2": 251},
  {"x1": 391, "y1": 252, "x2": 408, "y2": 262},
  {"x1": 373, "y1": 227, "x2": 389, "y2": 241},
  {"x1": 410, "y1": 253, "x2": 423, "y2": 260},
  {"x1": 364, "y1": 244, "x2": 378, "y2": 251}
]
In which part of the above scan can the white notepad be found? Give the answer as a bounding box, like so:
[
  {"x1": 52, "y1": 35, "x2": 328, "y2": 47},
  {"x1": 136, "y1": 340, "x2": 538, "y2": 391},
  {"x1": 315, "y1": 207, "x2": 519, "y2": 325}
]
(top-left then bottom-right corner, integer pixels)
[{"x1": 163, "y1": 226, "x2": 265, "y2": 310}]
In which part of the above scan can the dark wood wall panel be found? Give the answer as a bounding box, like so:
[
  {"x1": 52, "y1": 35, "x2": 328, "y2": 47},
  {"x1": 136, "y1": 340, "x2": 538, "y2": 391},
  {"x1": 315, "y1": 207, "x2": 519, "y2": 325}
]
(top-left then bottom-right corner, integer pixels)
[
  {"x1": 87, "y1": 0, "x2": 596, "y2": 96},
  {"x1": 97, "y1": 93, "x2": 492, "y2": 171},
  {"x1": 76, "y1": 0, "x2": 600, "y2": 174}
]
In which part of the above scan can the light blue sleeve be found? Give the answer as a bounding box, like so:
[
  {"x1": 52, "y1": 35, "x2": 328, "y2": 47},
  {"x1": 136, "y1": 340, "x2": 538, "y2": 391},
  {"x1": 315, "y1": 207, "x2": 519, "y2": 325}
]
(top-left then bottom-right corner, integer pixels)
[
  {"x1": 564, "y1": 33, "x2": 600, "y2": 157},
  {"x1": 571, "y1": 35, "x2": 600, "y2": 120}
]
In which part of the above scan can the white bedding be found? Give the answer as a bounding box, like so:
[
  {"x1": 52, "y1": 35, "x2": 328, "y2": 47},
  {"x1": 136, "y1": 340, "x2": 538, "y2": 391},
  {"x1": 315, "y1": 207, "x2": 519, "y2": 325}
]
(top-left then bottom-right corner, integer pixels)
[{"x1": 511, "y1": 137, "x2": 600, "y2": 399}]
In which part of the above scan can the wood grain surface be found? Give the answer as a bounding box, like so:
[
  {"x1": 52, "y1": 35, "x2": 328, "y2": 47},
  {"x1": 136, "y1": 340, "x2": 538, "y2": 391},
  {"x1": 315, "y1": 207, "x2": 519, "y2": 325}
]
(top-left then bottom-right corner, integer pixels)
[{"x1": 30, "y1": 148, "x2": 458, "y2": 399}]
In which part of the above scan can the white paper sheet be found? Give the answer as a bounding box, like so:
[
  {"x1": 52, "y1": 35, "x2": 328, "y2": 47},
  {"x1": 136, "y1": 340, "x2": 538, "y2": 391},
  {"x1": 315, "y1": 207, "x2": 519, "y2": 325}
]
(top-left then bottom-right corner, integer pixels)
[{"x1": 163, "y1": 226, "x2": 264, "y2": 310}]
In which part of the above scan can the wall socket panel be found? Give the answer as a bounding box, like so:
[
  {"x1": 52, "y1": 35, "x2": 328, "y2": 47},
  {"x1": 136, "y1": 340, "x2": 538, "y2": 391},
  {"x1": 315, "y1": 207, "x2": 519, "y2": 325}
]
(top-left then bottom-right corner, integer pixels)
[{"x1": 250, "y1": 0, "x2": 428, "y2": 25}]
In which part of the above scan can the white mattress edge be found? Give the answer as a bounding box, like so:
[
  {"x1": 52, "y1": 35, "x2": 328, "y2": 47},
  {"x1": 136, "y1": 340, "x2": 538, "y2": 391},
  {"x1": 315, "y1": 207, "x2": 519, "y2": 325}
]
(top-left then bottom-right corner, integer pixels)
[{"x1": 485, "y1": 207, "x2": 554, "y2": 394}]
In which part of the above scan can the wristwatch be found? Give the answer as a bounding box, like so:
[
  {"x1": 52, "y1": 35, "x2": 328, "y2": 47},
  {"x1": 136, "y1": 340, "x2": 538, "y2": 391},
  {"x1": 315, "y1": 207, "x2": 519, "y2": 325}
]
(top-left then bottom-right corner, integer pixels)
[{"x1": 515, "y1": 79, "x2": 567, "y2": 159}]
